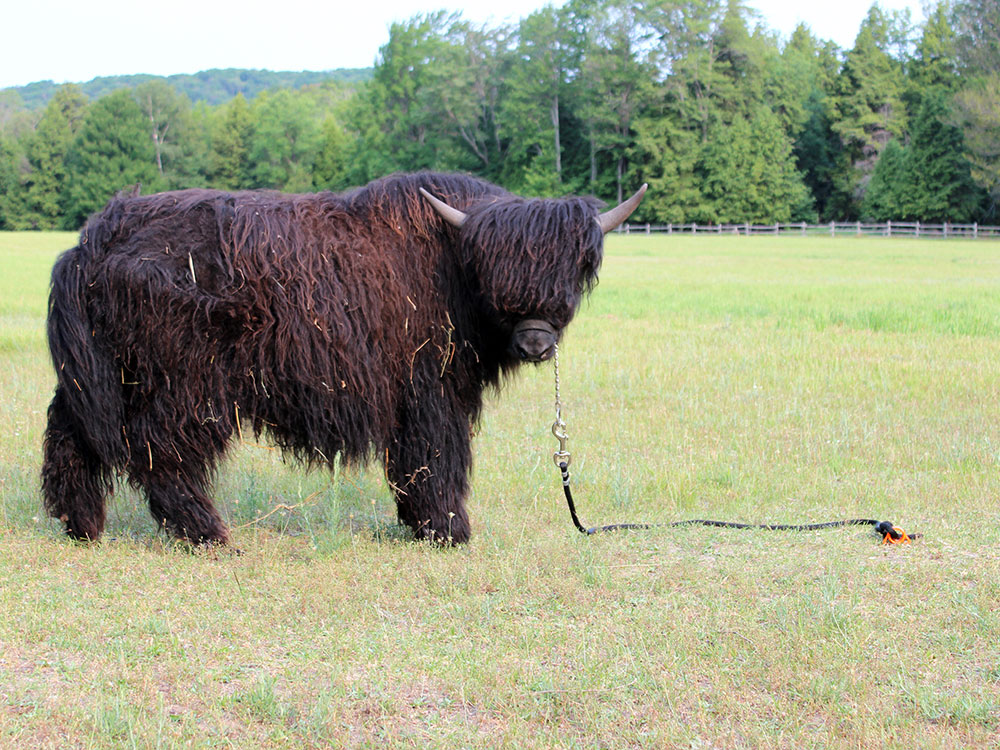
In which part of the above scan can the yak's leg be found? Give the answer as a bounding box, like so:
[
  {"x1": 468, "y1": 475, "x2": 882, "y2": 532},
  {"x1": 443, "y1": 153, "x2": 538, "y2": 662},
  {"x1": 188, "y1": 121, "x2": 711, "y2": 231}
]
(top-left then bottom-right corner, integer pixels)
[
  {"x1": 127, "y1": 417, "x2": 231, "y2": 544},
  {"x1": 41, "y1": 386, "x2": 113, "y2": 541},
  {"x1": 387, "y1": 392, "x2": 473, "y2": 544},
  {"x1": 144, "y1": 473, "x2": 229, "y2": 545}
]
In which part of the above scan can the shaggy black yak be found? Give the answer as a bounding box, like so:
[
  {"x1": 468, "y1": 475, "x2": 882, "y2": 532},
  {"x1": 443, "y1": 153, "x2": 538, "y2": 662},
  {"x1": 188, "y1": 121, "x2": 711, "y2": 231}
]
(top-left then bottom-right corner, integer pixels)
[{"x1": 42, "y1": 172, "x2": 646, "y2": 544}]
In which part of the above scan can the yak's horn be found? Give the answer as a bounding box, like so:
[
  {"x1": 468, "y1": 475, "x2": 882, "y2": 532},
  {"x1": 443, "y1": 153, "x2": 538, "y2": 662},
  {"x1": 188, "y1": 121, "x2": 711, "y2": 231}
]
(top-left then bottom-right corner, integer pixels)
[
  {"x1": 597, "y1": 183, "x2": 648, "y2": 233},
  {"x1": 419, "y1": 188, "x2": 468, "y2": 228}
]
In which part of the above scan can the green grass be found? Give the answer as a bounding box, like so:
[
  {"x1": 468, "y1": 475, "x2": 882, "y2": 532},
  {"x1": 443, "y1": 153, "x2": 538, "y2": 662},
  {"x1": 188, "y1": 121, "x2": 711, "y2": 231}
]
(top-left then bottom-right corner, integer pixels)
[{"x1": 2, "y1": 231, "x2": 999, "y2": 748}]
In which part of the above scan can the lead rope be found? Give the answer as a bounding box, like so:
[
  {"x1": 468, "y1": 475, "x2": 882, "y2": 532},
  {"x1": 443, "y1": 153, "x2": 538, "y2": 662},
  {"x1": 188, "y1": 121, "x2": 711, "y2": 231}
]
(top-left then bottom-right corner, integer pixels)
[{"x1": 551, "y1": 345, "x2": 916, "y2": 543}]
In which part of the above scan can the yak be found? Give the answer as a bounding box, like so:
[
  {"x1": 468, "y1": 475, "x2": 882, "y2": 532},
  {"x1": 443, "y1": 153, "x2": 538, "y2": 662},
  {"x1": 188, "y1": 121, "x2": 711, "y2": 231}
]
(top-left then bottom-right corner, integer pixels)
[{"x1": 41, "y1": 172, "x2": 646, "y2": 545}]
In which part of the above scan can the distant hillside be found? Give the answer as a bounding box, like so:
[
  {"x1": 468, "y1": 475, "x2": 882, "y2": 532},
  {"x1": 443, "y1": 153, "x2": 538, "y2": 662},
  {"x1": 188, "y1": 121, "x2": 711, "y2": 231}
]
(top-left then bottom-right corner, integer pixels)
[{"x1": 5, "y1": 68, "x2": 373, "y2": 109}]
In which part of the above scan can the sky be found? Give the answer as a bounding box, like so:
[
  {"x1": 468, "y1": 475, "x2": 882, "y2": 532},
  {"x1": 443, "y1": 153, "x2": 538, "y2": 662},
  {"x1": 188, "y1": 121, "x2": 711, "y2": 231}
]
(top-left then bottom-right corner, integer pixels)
[{"x1": 1, "y1": 0, "x2": 928, "y2": 90}]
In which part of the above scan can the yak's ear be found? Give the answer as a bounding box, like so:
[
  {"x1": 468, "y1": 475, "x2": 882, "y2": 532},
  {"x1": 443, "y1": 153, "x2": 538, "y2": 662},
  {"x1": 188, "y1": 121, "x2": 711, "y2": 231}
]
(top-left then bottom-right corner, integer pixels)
[{"x1": 419, "y1": 188, "x2": 468, "y2": 228}]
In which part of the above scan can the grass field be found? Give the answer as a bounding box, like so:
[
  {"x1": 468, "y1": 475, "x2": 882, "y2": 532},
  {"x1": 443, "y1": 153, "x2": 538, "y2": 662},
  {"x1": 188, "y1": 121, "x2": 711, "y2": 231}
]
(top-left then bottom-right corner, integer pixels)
[{"x1": 1, "y1": 230, "x2": 999, "y2": 748}]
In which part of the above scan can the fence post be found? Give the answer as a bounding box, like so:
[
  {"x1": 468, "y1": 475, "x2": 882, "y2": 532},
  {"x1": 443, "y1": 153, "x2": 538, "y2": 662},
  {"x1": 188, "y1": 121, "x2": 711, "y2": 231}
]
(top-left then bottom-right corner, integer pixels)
[
  {"x1": 887, "y1": 219, "x2": 892, "y2": 237},
  {"x1": 830, "y1": 221, "x2": 835, "y2": 237},
  {"x1": 856, "y1": 221, "x2": 861, "y2": 235},
  {"x1": 646, "y1": 223, "x2": 650, "y2": 235},
  {"x1": 692, "y1": 222, "x2": 696, "y2": 235},
  {"x1": 974, "y1": 222, "x2": 978, "y2": 239},
  {"x1": 801, "y1": 221, "x2": 806, "y2": 235},
  {"x1": 916, "y1": 221, "x2": 920, "y2": 238},
  {"x1": 943, "y1": 222, "x2": 948, "y2": 238}
]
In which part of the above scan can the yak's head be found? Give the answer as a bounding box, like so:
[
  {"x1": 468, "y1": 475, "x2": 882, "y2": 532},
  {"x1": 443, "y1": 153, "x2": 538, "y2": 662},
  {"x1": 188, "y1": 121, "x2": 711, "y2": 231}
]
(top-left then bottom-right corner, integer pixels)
[{"x1": 419, "y1": 184, "x2": 646, "y2": 364}]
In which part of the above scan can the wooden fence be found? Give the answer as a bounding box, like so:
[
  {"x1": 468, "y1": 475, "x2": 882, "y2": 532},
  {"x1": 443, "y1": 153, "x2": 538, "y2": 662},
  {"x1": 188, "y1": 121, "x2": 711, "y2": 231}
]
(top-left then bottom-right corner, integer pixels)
[{"x1": 618, "y1": 220, "x2": 1000, "y2": 239}]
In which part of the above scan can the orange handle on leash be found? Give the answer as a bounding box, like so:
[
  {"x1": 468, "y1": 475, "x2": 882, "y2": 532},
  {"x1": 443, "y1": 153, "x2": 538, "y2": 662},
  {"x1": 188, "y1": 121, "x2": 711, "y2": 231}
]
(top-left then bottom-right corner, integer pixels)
[{"x1": 882, "y1": 525, "x2": 912, "y2": 544}]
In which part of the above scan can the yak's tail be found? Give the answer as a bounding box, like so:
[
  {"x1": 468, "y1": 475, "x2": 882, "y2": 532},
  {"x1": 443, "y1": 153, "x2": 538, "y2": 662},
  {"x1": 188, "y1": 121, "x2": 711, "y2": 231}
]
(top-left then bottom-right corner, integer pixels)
[{"x1": 45, "y1": 242, "x2": 127, "y2": 472}]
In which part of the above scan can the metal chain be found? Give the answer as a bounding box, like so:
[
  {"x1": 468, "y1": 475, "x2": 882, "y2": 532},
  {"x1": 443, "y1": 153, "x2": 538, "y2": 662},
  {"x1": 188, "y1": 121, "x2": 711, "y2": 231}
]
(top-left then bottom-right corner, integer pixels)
[
  {"x1": 553, "y1": 342, "x2": 562, "y2": 421},
  {"x1": 552, "y1": 343, "x2": 571, "y2": 467}
]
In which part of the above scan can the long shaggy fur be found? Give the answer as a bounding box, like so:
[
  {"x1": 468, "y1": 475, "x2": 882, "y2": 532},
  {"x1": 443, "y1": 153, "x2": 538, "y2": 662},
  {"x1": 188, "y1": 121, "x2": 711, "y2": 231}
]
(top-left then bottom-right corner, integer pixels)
[{"x1": 42, "y1": 172, "x2": 604, "y2": 544}]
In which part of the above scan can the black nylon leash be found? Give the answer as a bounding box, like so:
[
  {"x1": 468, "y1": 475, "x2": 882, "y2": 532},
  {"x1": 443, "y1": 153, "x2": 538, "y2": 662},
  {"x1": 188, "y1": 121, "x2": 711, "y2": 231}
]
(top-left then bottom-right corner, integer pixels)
[
  {"x1": 558, "y1": 459, "x2": 913, "y2": 541},
  {"x1": 551, "y1": 346, "x2": 918, "y2": 543}
]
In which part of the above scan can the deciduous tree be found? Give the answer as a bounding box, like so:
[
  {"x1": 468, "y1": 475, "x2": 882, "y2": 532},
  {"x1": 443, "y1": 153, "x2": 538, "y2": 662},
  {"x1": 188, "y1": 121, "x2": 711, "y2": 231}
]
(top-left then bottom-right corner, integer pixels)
[
  {"x1": 247, "y1": 89, "x2": 322, "y2": 191},
  {"x1": 501, "y1": 5, "x2": 583, "y2": 193},
  {"x1": 951, "y1": 77, "x2": 1000, "y2": 215},
  {"x1": 573, "y1": 0, "x2": 658, "y2": 202},
  {"x1": 135, "y1": 81, "x2": 193, "y2": 182}
]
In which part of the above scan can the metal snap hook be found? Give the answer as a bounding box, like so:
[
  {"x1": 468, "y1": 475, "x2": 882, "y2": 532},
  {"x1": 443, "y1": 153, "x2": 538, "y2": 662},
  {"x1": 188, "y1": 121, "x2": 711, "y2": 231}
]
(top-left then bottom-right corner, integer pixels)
[{"x1": 552, "y1": 419, "x2": 570, "y2": 467}]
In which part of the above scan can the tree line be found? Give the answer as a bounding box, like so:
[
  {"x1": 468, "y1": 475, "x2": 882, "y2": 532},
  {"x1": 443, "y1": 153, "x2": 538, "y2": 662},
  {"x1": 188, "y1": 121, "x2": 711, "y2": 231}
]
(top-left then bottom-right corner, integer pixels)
[
  {"x1": 9, "y1": 68, "x2": 370, "y2": 111},
  {"x1": 1, "y1": 0, "x2": 997, "y2": 231}
]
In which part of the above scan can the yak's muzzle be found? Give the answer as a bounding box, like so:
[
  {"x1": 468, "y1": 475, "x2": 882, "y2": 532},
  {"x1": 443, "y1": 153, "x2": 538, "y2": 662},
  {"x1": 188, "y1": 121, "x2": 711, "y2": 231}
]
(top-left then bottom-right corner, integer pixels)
[{"x1": 511, "y1": 319, "x2": 558, "y2": 362}]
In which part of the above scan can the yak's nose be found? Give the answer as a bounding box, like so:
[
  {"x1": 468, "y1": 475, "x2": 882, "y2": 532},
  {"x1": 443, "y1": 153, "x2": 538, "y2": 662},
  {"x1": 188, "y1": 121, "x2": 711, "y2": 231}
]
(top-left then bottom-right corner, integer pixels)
[
  {"x1": 511, "y1": 319, "x2": 558, "y2": 362},
  {"x1": 515, "y1": 332, "x2": 555, "y2": 361}
]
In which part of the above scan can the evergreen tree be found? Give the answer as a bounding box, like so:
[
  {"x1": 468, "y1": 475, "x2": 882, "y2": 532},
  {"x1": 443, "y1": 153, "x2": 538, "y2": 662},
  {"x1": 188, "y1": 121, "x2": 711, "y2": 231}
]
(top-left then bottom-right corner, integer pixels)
[
  {"x1": 0, "y1": 136, "x2": 19, "y2": 229},
  {"x1": 864, "y1": 94, "x2": 984, "y2": 221},
  {"x1": 16, "y1": 85, "x2": 88, "y2": 229},
  {"x1": 770, "y1": 26, "x2": 841, "y2": 130},
  {"x1": 696, "y1": 106, "x2": 814, "y2": 223},
  {"x1": 861, "y1": 138, "x2": 910, "y2": 219},
  {"x1": 794, "y1": 90, "x2": 847, "y2": 221},
  {"x1": 832, "y1": 5, "x2": 908, "y2": 214},
  {"x1": 710, "y1": 0, "x2": 772, "y2": 122},
  {"x1": 767, "y1": 25, "x2": 823, "y2": 138},
  {"x1": 208, "y1": 94, "x2": 253, "y2": 190},
  {"x1": 630, "y1": 103, "x2": 704, "y2": 223},
  {"x1": 633, "y1": 0, "x2": 736, "y2": 221},
  {"x1": 908, "y1": 1, "x2": 960, "y2": 96},
  {"x1": 906, "y1": 92, "x2": 984, "y2": 221},
  {"x1": 64, "y1": 90, "x2": 162, "y2": 228},
  {"x1": 776, "y1": 26, "x2": 848, "y2": 220}
]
